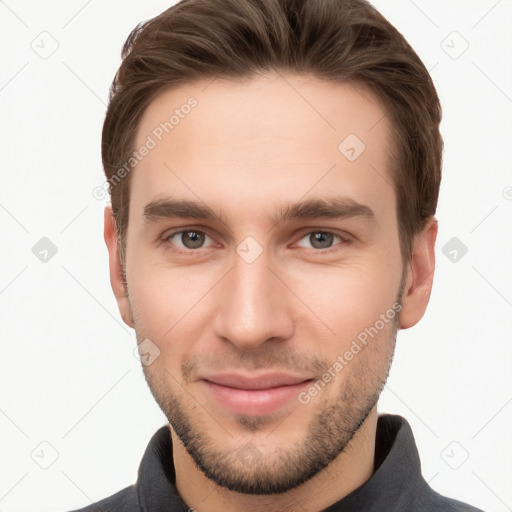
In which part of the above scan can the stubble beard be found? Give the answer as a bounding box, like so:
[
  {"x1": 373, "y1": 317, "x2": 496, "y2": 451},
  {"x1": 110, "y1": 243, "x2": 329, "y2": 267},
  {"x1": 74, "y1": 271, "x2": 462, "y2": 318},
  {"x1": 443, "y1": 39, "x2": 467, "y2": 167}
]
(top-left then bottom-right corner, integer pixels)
[{"x1": 132, "y1": 279, "x2": 404, "y2": 495}]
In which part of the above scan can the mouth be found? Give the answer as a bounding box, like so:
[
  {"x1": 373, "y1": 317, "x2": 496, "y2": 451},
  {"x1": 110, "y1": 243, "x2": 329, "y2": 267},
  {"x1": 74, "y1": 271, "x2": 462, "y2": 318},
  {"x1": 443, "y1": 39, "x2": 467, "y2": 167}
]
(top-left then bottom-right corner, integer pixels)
[{"x1": 200, "y1": 372, "x2": 314, "y2": 416}]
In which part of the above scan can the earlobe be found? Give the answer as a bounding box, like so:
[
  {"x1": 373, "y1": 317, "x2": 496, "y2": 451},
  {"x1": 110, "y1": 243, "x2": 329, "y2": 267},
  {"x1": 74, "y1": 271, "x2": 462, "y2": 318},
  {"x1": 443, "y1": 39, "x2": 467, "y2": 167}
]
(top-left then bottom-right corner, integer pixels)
[
  {"x1": 104, "y1": 206, "x2": 134, "y2": 328},
  {"x1": 399, "y1": 218, "x2": 438, "y2": 330}
]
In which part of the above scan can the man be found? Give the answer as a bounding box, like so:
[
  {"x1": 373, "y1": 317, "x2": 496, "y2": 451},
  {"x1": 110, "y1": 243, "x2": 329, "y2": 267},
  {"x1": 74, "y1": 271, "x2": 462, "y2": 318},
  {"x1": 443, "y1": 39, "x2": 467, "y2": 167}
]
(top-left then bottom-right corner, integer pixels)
[{"x1": 71, "y1": 0, "x2": 484, "y2": 510}]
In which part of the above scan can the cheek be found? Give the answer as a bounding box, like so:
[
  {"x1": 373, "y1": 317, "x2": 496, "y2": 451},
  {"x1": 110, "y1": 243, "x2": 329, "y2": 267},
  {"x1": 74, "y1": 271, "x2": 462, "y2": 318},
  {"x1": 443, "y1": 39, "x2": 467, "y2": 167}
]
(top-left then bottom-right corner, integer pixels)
[
  {"x1": 125, "y1": 252, "x2": 184, "y2": 337},
  {"x1": 126, "y1": 252, "x2": 221, "y2": 351},
  {"x1": 286, "y1": 256, "x2": 402, "y2": 343}
]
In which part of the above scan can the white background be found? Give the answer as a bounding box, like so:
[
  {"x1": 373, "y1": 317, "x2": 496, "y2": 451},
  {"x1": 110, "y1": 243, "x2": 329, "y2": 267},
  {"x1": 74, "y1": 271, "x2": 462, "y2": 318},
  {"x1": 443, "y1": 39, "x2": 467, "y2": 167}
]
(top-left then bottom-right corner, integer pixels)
[{"x1": 1, "y1": 1, "x2": 511, "y2": 511}]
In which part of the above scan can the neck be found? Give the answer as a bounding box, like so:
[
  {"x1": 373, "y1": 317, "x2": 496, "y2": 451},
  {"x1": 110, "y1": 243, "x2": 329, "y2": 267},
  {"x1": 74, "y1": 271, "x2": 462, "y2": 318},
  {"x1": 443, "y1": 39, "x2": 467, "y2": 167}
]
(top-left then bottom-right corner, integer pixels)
[{"x1": 172, "y1": 407, "x2": 378, "y2": 512}]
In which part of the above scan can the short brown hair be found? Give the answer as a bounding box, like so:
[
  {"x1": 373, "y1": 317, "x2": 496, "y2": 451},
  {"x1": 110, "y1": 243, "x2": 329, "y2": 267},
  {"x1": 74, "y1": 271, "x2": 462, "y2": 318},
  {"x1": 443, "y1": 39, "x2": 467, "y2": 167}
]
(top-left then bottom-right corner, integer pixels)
[{"x1": 102, "y1": 0, "x2": 443, "y2": 264}]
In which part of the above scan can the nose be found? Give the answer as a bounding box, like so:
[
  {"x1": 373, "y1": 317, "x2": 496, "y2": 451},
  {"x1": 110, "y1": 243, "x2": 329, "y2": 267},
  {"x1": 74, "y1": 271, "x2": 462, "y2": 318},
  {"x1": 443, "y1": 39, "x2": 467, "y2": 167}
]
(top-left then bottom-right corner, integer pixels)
[{"x1": 212, "y1": 247, "x2": 295, "y2": 349}]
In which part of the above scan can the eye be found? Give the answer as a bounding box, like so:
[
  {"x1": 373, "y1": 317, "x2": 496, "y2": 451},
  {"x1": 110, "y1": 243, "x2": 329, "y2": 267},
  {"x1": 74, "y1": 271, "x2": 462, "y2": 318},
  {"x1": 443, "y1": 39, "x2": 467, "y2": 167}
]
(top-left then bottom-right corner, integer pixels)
[
  {"x1": 295, "y1": 231, "x2": 345, "y2": 250},
  {"x1": 165, "y1": 230, "x2": 215, "y2": 250}
]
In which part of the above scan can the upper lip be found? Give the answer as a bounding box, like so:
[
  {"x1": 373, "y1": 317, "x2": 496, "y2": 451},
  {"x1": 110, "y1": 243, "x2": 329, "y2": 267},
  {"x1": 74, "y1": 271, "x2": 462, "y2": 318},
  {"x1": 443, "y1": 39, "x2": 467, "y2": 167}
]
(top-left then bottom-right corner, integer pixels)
[{"x1": 202, "y1": 372, "x2": 313, "y2": 390}]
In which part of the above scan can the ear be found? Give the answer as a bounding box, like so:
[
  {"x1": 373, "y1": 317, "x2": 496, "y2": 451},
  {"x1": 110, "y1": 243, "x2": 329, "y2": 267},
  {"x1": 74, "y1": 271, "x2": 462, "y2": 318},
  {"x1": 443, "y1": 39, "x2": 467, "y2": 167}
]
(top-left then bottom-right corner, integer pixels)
[
  {"x1": 399, "y1": 217, "x2": 438, "y2": 329},
  {"x1": 104, "y1": 206, "x2": 134, "y2": 328}
]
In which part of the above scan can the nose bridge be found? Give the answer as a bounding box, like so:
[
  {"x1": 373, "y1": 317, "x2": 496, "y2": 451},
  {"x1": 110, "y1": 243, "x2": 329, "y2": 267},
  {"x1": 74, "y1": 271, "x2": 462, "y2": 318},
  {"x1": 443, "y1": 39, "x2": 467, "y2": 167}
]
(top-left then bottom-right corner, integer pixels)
[{"x1": 212, "y1": 245, "x2": 293, "y2": 347}]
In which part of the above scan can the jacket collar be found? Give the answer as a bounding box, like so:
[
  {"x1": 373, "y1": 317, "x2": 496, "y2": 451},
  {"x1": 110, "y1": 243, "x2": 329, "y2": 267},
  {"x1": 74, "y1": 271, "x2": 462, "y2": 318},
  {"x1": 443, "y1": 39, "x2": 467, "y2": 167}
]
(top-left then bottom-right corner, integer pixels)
[{"x1": 136, "y1": 414, "x2": 426, "y2": 511}]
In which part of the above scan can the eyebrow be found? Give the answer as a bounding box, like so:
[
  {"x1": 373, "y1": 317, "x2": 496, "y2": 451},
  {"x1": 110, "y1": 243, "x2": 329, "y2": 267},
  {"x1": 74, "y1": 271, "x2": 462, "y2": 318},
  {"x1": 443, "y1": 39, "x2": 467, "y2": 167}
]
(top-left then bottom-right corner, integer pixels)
[
  {"x1": 143, "y1": 197, "x2": 377, "y2": 227},
  {"x1": 275, "y1": 197, "x2": 376, "y2": 225}
]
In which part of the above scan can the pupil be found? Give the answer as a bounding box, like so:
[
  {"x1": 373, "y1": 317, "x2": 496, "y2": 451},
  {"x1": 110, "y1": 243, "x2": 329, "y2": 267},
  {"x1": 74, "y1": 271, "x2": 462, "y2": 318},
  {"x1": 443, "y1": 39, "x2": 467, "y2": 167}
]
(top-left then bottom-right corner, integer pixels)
[
  {"x1": 311, "y1": 232, "x2": 333, "y2": 249},
  {"x1": 183, "y1": 231, "x2": 204, "y2": 248}
]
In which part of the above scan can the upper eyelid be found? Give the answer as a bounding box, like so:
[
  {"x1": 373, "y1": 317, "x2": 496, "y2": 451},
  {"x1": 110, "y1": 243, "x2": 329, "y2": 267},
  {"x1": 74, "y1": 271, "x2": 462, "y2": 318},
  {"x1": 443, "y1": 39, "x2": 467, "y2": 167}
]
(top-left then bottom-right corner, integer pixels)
[
  {"x1": 293, "y1": 231, "x2": 349, "y2": 251},
  {"x1": 164, "y1": 228, "x2": 215, "y2": 244},
  {"x1": 163, "y1": 225, "x2": 214, "y2": 237},
  {"x1": 293, "y1": 227, "x2": 351, "y2": 239},
  {"x1": 163, "y1": 227, "x2": 350, "y2": 248}
]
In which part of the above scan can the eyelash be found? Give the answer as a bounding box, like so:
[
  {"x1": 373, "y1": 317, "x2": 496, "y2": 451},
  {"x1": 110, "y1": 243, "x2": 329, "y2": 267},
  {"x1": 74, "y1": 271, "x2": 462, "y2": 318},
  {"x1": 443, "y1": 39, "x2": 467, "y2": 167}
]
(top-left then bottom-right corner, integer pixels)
[{"x1": 161, "y1": 227, "x2": 351, "y2": 255}]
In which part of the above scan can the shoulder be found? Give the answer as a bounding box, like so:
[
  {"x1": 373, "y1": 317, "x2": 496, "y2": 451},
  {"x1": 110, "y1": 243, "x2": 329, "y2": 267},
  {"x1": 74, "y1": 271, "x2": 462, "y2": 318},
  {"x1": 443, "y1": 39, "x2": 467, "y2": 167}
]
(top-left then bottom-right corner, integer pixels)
[
  {"x1": 417, "y1": 488, "x2": 487, "y2": 512},
  {"x1": 66, "y1": 484, "x2": 139, "y2": 512}
]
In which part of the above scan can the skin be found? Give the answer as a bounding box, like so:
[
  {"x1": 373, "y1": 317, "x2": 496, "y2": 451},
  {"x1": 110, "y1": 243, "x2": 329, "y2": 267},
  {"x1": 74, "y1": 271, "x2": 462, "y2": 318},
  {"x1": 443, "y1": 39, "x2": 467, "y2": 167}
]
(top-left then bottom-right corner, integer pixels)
[{"x1": 104, "y1": 72, "x2": 437, "y2": 512}]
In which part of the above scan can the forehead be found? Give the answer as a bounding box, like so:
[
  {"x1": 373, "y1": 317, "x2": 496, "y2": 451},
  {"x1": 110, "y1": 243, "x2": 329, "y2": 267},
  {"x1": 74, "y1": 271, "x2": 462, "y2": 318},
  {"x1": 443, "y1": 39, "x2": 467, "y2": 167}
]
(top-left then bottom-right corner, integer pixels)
[{"x1": 130, "y1": 73, "x2": 395, "y2": 224}]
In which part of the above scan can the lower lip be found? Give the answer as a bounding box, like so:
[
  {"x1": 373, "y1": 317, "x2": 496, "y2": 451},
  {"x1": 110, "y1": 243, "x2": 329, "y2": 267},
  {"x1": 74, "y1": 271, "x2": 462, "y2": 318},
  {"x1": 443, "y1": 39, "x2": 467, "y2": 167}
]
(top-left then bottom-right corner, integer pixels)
[{"x1": 202, "y1": 380, "x2": 312, "y2": 416}]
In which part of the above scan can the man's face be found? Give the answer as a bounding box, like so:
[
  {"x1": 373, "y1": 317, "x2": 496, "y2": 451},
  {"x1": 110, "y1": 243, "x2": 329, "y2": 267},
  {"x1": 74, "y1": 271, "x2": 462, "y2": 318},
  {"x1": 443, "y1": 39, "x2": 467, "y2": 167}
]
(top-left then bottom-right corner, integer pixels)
[{"x1": 112, "y1": 73, "x2": 415, "y2": 494}]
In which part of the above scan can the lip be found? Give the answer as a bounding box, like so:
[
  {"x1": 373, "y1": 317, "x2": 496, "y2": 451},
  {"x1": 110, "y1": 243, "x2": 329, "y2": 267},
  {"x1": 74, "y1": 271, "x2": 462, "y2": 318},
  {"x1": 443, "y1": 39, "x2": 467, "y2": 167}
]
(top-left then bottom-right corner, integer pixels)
[
  {"x1": 201, "y1": 372, "x2": 314, "y2": 416},
  {"x1": 203, "y1": 372, "x2": 313, "y2": 390}
]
